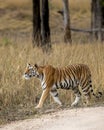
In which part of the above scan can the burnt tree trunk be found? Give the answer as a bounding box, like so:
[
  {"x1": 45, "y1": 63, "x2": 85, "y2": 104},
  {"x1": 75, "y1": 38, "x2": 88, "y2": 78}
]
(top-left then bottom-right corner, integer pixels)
[
  {"x1": 63, "y1": 0, "x2": 72, "y2": 43},
  {"x1": 32, "y1": 0, "x2": 41, "y2": 46},
  {"x1": 41, "y1": 0, "x2": 51, "y2": 50},
  {"x1": 91, "y1": 0, "x2": 104, "y2": 41}
]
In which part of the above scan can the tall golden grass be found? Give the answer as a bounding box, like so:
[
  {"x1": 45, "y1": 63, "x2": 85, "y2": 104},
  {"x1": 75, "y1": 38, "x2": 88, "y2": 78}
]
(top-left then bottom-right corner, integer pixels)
[{"x1": 0, "y1": 42, "x2": 104, "y2": 110}]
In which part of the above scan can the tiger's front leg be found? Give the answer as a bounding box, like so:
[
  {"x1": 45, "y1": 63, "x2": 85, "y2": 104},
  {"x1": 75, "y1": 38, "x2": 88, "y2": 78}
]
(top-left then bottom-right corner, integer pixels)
[{"x1": 35, "y1": 88, "x2": 51, "y2": 109}]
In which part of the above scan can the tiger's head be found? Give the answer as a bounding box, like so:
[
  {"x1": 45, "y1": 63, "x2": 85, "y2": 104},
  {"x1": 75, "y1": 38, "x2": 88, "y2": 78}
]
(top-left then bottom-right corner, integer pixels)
[{"x1": 23, "y1": 63, "x2": 40, "y2": 80}]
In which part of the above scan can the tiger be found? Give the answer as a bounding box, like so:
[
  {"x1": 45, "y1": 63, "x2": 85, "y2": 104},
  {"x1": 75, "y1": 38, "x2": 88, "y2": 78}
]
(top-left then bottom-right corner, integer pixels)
[{"x1": 23, "y1": 63, "x2": 102, "y2": 109}]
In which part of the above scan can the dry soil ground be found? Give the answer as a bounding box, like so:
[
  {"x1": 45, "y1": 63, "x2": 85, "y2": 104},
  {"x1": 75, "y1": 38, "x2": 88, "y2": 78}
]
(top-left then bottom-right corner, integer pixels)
[{"x1": 0, "y1": 106, "x2": 104, "y2": 130}]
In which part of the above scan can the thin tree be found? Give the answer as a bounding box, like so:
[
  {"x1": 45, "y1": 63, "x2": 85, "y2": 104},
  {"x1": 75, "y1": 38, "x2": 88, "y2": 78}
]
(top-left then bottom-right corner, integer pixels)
[
  {"x1": 63, "y1": 0, "x2": 72, "y2": 43},
  {"x1": 101, "y1": 0, "x2": 104, "y2": 40},
  {"x1": 41, "y1": 0, "x2": 51, "y2": 50},
  {"x1": 32, "y1": 0, "x2": 41, "y2": 47},
  {"x1": 91, "y1": 0, "x2": 103, "y2": 41}
]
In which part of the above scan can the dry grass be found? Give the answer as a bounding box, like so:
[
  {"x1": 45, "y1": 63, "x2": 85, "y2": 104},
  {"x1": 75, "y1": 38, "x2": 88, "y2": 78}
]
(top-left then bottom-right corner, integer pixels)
[
  {"x1": 0, "y1": 0, "x2": 31, "y2": 9},
  {"x1": 0, "y1": 0, "x2": 90, "y2": 33},
  {"x1": 0, "y1": 0, "x2": 104, "y2": 125},
  {"x1": 0, "y1": 41, "x2": 104, "y2": 124}
]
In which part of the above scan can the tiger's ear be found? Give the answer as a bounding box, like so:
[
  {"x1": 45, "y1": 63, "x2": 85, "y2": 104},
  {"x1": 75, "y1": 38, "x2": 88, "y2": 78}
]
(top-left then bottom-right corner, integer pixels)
[{"x1": 34, "y1": 64, "x2": 38, "y2": 69}]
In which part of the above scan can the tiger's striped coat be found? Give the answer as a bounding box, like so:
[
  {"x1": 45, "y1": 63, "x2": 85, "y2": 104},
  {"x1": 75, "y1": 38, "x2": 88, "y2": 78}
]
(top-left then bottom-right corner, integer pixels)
[{"x1": 23, "y1": 63, "x2": 102, "y2": 108}]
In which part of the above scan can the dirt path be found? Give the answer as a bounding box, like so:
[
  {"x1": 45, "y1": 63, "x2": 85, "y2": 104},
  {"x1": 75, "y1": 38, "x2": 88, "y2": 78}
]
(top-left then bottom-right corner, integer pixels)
[{"x1": 0, "y1": 107, "x2": 104, "y2": 130}]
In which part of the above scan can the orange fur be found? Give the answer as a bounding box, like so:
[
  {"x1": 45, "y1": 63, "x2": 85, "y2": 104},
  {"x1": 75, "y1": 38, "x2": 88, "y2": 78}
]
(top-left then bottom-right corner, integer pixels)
[{"x1": 23, "y1": 64, "x2": 102, "y2": 108}]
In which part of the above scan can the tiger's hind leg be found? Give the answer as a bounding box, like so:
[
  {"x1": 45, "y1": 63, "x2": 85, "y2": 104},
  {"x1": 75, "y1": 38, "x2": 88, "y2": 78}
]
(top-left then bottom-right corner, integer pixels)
[
  {"x1": 71, "y1": 88, "x2": 81, "y2": 107},
  {"x1": 82, "y1": 83, "x2": 92, "y2": 106},
  {"x1": 84, "y1": 92, "x2": 91, "y2": 106},
  {"x1": 50, "y1": 89, "x2": 62, "y2": 106},
  {"x1": 80, "y1": 74, "x2": 92, "y2": 106}
]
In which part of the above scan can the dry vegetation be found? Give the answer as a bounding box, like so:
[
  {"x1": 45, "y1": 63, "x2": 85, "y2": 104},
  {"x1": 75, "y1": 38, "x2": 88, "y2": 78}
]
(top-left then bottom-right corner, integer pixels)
[{"x1": 0, "y1": 0, "x2": 104, "y2": 125}]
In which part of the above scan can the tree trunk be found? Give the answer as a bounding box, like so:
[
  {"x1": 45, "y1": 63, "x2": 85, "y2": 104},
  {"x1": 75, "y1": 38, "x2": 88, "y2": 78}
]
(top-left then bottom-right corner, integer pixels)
[
  {"x1": 63, "y1": 0, "x2": 72, "y2": 43},
  {"x1": 41, "y1": 0, "x2": 51, "y2": 50},
  {"x1": 101, "y1": 0, "x2": 104, "y2": 40},
  {"x1": 32, "y1": 0, "x2": 41, "y2": 47},
  {"x1": 91, "y1": 0, "x2": 103, "y2": 41}
]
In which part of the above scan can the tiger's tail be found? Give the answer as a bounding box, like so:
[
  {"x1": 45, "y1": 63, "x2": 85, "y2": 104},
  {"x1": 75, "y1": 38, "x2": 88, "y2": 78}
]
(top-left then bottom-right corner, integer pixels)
[{"x1": 90, "y1": 86, "x2": 102, "y2": 99}]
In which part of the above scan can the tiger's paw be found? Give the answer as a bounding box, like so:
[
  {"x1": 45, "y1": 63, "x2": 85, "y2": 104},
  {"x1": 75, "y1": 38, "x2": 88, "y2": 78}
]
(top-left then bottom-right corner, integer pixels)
[
  {"x1": 56, "y1": 104, "x2": 63, "y2": 109},
  {"x1": 35, "y1": 105, "x2": 42, "y2": 109},
  {"x1": 71, "y1": 102, "x2": 79, "y2": 108},
  {"x1": 71, "y1": 103, "x2": 77, "y2": 107}
]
